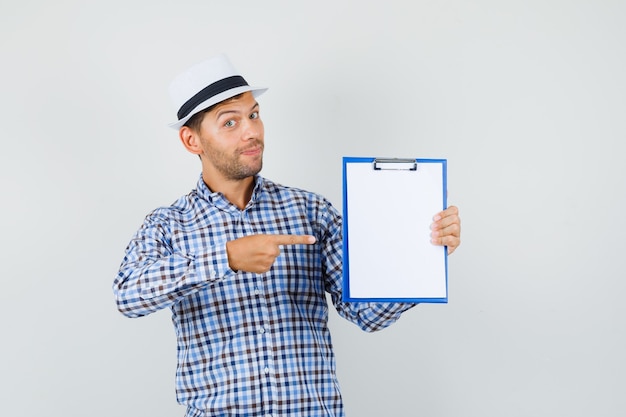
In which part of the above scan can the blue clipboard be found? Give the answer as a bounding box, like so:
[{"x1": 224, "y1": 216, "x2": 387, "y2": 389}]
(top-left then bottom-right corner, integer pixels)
[{"x1": 342, "y1": 157, "x2": 448, "y2": 303}]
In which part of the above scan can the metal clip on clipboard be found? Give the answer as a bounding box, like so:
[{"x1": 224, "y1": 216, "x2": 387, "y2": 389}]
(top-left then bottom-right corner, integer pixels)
[{"x1": 373, "y1": 158, "x2": 417, "y2": 171}]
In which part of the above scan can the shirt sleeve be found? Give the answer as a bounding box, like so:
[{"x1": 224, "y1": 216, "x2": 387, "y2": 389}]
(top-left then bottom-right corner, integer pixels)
[
  {"x1": 319, "y1": 200, "x2": 417, "y2": 332},
  {"x1": 112, "y1": 211, "x2": 235, "y2": 318}
]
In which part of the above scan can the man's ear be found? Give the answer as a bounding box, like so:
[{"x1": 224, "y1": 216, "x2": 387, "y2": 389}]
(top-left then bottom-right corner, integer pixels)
[{"x1": 179, "y1": 126, "x2": 202, "y2": 155}]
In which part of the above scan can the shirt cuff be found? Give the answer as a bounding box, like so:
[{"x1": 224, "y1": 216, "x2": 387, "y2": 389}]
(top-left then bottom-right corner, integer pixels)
[{"x1": 190, "y1": 242, "x2": 236, "y2": 282}]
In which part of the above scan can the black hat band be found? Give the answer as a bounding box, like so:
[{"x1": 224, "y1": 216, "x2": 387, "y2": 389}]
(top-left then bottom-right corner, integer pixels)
[{"x1": 177, "y1": 75, "x2": 249, "y2": 120}]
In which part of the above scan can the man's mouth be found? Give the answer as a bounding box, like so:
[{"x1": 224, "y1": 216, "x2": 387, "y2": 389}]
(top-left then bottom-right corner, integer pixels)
[{"x1": 240, "y1": 144, "x2": 263, "y2": 156}]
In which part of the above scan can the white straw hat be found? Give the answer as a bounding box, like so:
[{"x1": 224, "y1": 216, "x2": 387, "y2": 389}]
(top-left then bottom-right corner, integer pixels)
[{"x1": 167, "y1": 54, "x2": 267, "y2": 129}]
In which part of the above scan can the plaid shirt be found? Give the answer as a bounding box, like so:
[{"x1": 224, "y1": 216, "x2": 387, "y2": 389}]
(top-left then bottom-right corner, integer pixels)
[{"x1": 113, "y1": 175, "x2": 414, "y2": 417}]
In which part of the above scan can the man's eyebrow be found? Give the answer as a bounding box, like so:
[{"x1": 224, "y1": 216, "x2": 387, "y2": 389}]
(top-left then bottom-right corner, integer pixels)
[{"x1": 214, "y1": 102, "x2": 259, "y2": 119}]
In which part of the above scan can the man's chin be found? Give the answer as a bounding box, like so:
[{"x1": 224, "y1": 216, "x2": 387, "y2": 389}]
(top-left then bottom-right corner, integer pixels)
[{"x1": 233, "y1": 162, "x2": 262, "y2": 180}]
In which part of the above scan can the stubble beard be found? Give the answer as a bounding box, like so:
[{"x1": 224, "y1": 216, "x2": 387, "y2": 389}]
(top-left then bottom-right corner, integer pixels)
[{"x1": 207, "y1": 140, "x2": 264, "y2": 181}]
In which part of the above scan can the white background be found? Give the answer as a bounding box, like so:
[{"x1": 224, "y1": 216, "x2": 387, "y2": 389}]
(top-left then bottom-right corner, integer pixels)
[{"x1": 1, "y1": 1, "x2": 625, "y2": 416}]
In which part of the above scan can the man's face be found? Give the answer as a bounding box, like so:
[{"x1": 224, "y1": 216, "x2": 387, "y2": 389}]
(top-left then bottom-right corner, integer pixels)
[{"x1": 196, "y1": 91, "x2": 265, "y2": 181}]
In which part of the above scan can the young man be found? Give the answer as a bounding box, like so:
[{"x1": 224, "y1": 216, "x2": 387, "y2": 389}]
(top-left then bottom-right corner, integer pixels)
[{"x1": 113, "y1": 54, "x2": 461, "y2": 417}]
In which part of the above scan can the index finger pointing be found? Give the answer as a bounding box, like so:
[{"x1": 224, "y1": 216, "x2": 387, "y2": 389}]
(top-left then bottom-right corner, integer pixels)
[{"x1": 271, "y1": 234, "x2": 317, "y2": 246}]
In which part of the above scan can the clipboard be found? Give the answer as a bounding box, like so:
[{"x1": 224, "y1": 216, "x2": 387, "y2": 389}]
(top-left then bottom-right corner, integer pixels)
[{"x1": 342, "y1": 157, "x2": 448, "y2": 303}]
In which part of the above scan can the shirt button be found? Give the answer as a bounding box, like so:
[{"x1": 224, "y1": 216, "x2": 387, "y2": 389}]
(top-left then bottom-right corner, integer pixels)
[
  {"x1": 259, "y1": 327, "x2": 265, "y2": 334},
  {"x1": 254, "y1": 288, "x2": 260, "y2": 295},
  {"x1": 264, "y1": 367, "x2": 270, "y2": 374}
]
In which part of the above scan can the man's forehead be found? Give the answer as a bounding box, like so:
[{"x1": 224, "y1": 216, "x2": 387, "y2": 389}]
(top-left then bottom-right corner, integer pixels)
[{"x1": 211, "y1": 92, "x2": 258, "y2": 114}]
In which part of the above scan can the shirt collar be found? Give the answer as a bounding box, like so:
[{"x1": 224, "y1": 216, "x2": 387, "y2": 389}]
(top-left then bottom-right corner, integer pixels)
[{"x1": 196, "y1": 174, "x2": 265, "y2": 210}]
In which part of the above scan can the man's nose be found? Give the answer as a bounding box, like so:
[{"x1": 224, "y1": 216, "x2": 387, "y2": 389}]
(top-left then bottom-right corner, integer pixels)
[{"x1": 241, "y1": 118, "x2": 262, "y2": 140}]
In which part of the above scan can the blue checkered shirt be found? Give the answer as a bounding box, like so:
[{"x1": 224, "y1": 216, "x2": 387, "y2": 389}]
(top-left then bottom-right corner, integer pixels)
[{"x1": 113, "y1": 175, "x2": 414, "y2": 416}]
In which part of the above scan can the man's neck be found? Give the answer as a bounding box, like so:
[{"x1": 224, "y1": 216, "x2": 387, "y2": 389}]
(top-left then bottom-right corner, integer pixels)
[{"x1": 202, "y1": 173, "x2": 255, "y2": 210}]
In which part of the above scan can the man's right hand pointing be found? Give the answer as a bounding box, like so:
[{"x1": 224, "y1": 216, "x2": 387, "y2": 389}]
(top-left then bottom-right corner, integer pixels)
[{"x1": 226, "y1": 234, "x2": 317, "y2": 273}]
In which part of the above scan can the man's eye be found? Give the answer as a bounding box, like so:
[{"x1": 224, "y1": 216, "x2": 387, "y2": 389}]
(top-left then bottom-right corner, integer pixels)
[
  {"x1": 250, "y1": 112, "x2": 259, "y2": 119},
  {"x1": 224, "y1": 120, "x2": 236, "y2": 127}
]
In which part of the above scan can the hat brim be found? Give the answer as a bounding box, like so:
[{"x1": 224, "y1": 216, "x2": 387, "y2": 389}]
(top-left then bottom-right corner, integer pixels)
[{"x1": 168, "y1": 86, "x2": 267, "y2": 129}]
